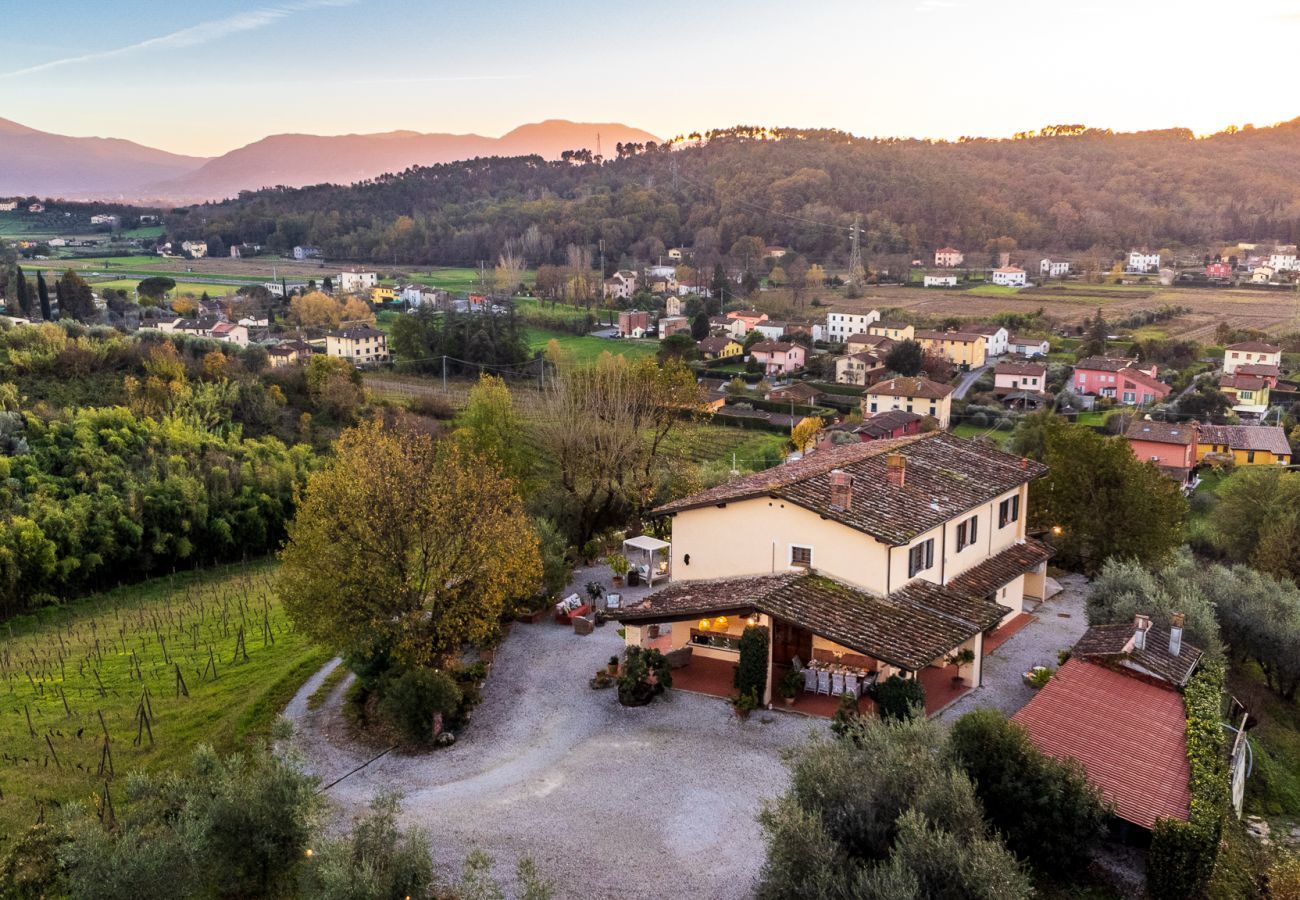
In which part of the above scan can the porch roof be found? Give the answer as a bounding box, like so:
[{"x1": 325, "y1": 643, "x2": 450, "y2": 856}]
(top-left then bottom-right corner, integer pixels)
[
  {"x1": 615, "y1": 571, "x2": 1002, "y2": 671},
  {"x1": 945, "y1": 539, "x2": 1053, "y2": 602},
  {"x1": 624, "y1": 535, "x2": 670, "y2": 553}
]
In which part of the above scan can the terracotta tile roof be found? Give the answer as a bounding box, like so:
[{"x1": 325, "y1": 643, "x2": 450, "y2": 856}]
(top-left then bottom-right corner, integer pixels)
[
  {"x1": 847, "y1": 333, "x2": 893, "y2": 348},
  {"x1": 615, "y1": 571, "x2": 1001, "y2": 670},
  {"x1": 1236, "y1": 363, "x2": 1281, "y2": 378},
  {"x1": 697, "y1": 336, "x2": 739, "y2": 355},
  {"x1": 1119, "y1": 367, "x2": 1170, "y2": 396},
  {"x1": 915, "y1": 330, "x2": 986, "y2": 344},
  {"x1": 946, "y1": 539, "x2": 1053, "y2": 601},
  {"x1": 1075, "y1": 356, "x2": 1137, "y2": 372},
  {"x1": 855, "y1": 409, "x2": 923, "y2": 438},
  {"x1": 1124, "y1": 420, "x2": 1196, "y2": 446},
  {"x1": 1226, "y1": 341, "x2": 1280, "y2": 353},
  {"x1": 994, "y1": 266, "x2": 1025, "y2": 274},
  {"x1": 1073, "y1": 622, "x2": 1203, "y2": 687},
  {"x1": 768, "y1": 383, "x2": 823, "y2": 403},
  {"x1": 1220, "y1": 372, "x2": 1269, "y2": 391},
  {"x1": 1008, "y1": 335, "x2": 1049, "y2": 346},
  {"x1": 655, "y1": 432, "x2": 1048, "y2": 546},
  {"x1": 1013, "y1": 658, "x2": 1191, "y2": 830},
  {"x1": 994, "y1": 361, "x2": 1047, "y2": 378},
  {"x1": 329, "y1": 326, "x2": 385, "y2": 340},
  {"x1": 937, "y1": 247, "x2": 961, "y2": 254},
  {"x1": 865, "y1": 377, "x2": 954, "y2": 400},
  {"x1": 1197, "y1": 424, "x2": 1291, "y2": 456}
]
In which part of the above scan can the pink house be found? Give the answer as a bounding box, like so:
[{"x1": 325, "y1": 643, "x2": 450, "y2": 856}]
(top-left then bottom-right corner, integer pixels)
[
  {"x1": 1072, "y1": 356, "x2": 1169, "y2": 405},
  {"x1": 748, "y1": 341, "x2": 806, "y2": 375},
  {"x1": 725, "y1": 308, "x2": 769, "y2": 333},
  {"x1": 1123, "y1": 420, "x2": 1197, "y2": 481},
  {"x1": 1205, "y1": 262, "x2": 1232, "y2": 280}
]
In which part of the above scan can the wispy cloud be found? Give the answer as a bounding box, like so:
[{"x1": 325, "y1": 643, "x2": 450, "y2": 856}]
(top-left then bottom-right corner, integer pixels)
[{"x1": 0, "y1": 0, "x2": 356, "y2": 79}]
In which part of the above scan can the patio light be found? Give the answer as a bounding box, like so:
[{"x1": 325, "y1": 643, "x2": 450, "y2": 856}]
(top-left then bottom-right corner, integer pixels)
[
  {"x1": 1051, "y1": 525, "x2": 1064, "y2": 536},
  {"x1": 699, "y1": 619, "x2": 711, "y2": 630},
  {"x1": 714, "y1": 616, "x2": 729, "y2": 629}
]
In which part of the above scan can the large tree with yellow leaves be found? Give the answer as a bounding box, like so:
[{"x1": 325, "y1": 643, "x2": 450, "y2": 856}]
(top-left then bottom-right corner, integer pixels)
[{"x1": 277, "y1": 421, "x2": 541, "y2": 667}]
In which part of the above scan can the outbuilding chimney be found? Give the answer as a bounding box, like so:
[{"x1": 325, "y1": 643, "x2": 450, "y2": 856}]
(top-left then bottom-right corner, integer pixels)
[
  {"x1": 829, "y1": 469, "x2": 854, "y2": 508},
  {"x1": 885, "y1": 453, "x2": 907, "y2": 488},
  {"x1": 1168, "y1": 613, "x2": 1185, "y2": 657},
  {"x1": 1132, "y1": 613, "x2": 1152, "y2": 651}
]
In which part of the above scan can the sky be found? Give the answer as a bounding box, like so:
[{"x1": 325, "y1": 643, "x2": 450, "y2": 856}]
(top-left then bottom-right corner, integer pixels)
[{"x1": 5, "y1": 0, "x2": 1300, "y2": 157}]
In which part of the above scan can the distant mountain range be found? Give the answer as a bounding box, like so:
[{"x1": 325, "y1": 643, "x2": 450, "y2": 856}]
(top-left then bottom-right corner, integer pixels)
[{"x1": 0, "y1": 118, "x2": 661, "y2": 203}]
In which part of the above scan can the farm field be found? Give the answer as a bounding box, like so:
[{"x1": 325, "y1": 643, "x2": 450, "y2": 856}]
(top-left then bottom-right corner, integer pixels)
[
  {"x1": 0, "y1": 563, "x2": 326, "y2": 851},
  {"x1": 820, "y1": 281, "x2": 1300, "y2": 342},
  {"x1": 87, "y1": 277, "x2": 240, "y2": 297},
  {"x1": 526, "y1": 326, "x2": 659, "y2": 363}
]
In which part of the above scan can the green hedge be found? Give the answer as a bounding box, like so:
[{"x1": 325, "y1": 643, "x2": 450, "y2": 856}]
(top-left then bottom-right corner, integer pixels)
[
  {"x1": 736, "y1": 625, "x2": 769, "y2": 702},
  {"x1": 1148, "y1": 660, "x2": 1228, "y2": 900}
]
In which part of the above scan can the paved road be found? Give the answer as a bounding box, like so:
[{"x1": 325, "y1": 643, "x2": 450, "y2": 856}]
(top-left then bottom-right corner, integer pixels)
[{"x1": 953, "y1": 364, "x2": 991, "y2": 399}]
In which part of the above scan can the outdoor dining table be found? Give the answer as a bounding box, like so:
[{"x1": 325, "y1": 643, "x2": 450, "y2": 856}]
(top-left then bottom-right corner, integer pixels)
[{"x1": 804, "y1": 659, "x2": 877, "y2": 697}]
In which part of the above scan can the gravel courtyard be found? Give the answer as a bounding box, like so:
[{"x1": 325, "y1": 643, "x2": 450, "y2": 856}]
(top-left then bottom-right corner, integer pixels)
[
  {"x1": 285, "y1": 567, "x2": 825, "y2": 900},
  {"x1": 283, "y1": 569, "x2": 1092, "y2": 898}
]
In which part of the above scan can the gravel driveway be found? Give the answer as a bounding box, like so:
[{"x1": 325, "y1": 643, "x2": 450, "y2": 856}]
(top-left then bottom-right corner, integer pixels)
[
  {"x1": 285, "y1": 566, "x2": 824, "y2": 899},
  {"x1": 938, "y1": 572, "x2": 1091, "y2": 720}
]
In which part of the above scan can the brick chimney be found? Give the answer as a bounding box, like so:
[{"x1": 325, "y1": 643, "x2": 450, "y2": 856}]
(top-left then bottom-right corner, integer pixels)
[
  {"x1": 1168, "y1": 613, "x2": 1185, "y2": 657},
  {"x1": 885, "y1": 453, "x2": 906, "y2": 488},
  {"x1": 1132, "y1": 613, "x2": 1152, "y2": 651},
  {"x1": 829, "y1": 469, "x2": 853, "y2": 508}
]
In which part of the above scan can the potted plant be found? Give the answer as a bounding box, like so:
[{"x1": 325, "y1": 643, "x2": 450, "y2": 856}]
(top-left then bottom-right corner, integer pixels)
[
  {"x1": 779, "y1": 669, "x2": 803, "y2": 707},
  {"x1": 607, "y1": 553, "x2": 630, "y2": 588},
  {"x1": 607, "y1": 655, "x2": 620, "y2": 676},
  {"x1": 1023, "y1": 665, "x2": 1054, "y2": 688},
  {"x1": 946, "y1": 648, "x2": 976, "y2": 684},
  {"x1": 584, "y1": 581, "x2": 604, "y2": 604}
]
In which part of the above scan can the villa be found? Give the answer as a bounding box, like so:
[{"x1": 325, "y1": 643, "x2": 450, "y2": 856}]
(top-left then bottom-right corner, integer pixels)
[{"x1": 616, "y1": 433, "x2": 1052, "y2": 717}]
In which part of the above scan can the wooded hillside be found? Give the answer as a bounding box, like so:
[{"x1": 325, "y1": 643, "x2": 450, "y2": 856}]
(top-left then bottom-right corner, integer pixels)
[{"x1": 173, "y1": 121, "x2": 1300, "y2": 268}]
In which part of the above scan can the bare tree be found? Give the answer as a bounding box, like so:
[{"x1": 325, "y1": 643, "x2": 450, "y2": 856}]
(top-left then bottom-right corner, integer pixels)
[{"x1": 495, "y1": 238, "x2": 525, "y2": 297}]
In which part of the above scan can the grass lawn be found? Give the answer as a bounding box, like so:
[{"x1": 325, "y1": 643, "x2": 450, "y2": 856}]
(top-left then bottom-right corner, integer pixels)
[
  {"x1": 526, "y1": 327, "x2": 659, "y2": 364},
  {"x1": 0, "y1": 562, "x2": 327, "y2": 850},
  {"x1": 401, "y1": 267, "x2": 537, "y2": 293},
  {"x1": 964, "y1": 285, "x2": 1027, "y2": 297},
  {"x1": 88, "y1": 278, "x2": 241, "y2": 297},
  {"x1": 658, "y1": 421, "x2": 789, "y2": 471},
  {"x1": 950, "y1": 423, "x2": 1012, "y2": 448}
]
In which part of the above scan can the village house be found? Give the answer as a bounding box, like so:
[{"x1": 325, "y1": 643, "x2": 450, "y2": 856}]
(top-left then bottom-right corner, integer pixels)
[
  {"x1": 1127, "y1": 250, "x2": 1161, "y2": 273},
  {"x1": 1218, "y1": 372, "x2": 1271, "y2": 417},
  {"x1": 370, "y1": 285, "x2": 396, "y2": 304},
  {"x1": 1268, "y1": 248, "x2": 1298, "y2": 272},
  {"x1": 90, "y1": 214, "x2": 119, "y2": 227},
  {"x1": 817, "y1": 410, "x2": 924, "y2": 449},
  {"x1": 766, "y1": 383, "x2": 824, "y2": 406},
  {"x1": 1039, "y1": 259, "x2": 1071, "y2": 278},
  {"x1": 602, "y1": 270, "x2": 638, "y2": 301},
  {"x1": 616, "y1": 433, "x2": 1053, "y2": 715},
  {"x1": 1007, "y1": 335, "x2": 1051, "y2": 357},
  {"x1": 846, "y1": 332, "x2": 895, "y2": 354},
  {"x1": 915, "y1": 330, "x2": 987, "y2": 368},
  {"x1": 923, "y1": 274, "x2": 958, "y2": 288},
  {"x1": 659, "y1": 315, "x2": 690, "y2": 337},
  {"x1": 181, "y1": 240, "x2": 208, "y2": 259},
  {"x1": 725, "y1": 308, "x2": 770, "y2": 333},
  {"x1": 752, "y1": 320, "x2": 791, "y2": 342},
  {"x1": 934, "y1": 247, "x2": 964, "y2": 267},
  {"x1": 1123, "y1": 420, "x2": 1198, "y2": 483},
  {"x1": 0, "y1": 201, "x2": 17, "y2": 212},
  {"x1": 1014, "y1": 615, "x2": 1202, "y2": 834},
  {"x1": 993, "y1": 360, "x2": 1047, "y2": 396},
  {"x1": 676, "y1": 280, "x2": 713, "y2": 297},
  {"x1": 293, "y1": 246, "x2": 322, "y2": 260},
  {"x1": 697, "y1": 335, "x2": 743, "y2": 361},
  {"x1": 826, "y1": 310, "x2": 882, "y2": 342},
  {"x1": 708, "y1": 315, "x2": 746, "y2": 339},
  {"x1": 967, "y1": 324, "x2": 1009, "y2": 358},
  {"x1": 835, "y1": 351, "x2": 888, "y2": 387},
  {"x1": 1071, "y1": 357, "x2": 1169, "y2": 405},
  {"x1": 990, "y1": 266, "x2": 1027, "y2": 287},
  {"x1": 748, "y1": 341, "x2": 806, "y2": 375},
  {"x1": 338, "y1": 270, "x2": 378, "y2": 293},
  {"x1": 1197, "y1": 424, "x2": 1292, "y2": 466},
  {"x1": 667, "y1": 247, "x2": 687, "y2": 262},
  {"x1": 208, "y1": 322, "x2": 249, "y2": 347},
  {"x1": 1250, "y1": 265, "x2": 1276, "y2": 285},
  {"x1": 617, "y1": 309, "x2": 651, "y2": 338},
  {"x1": 764, "y1": 245, "x2": 788, "y2": 261},
  {"x1": 266, "y1": 339, "x2": 314, "y2": 368},
  {"x1": 863, "y1": 376, "x2": 954, "y2": 428},
  {"x1": 326, "y1": 325, "x2": 389, "y2": 367},
  {"x1": 1206, "y1": 262, "x2": 1233, "y2": 280},
  {"x1": 664, "y1": 296, "x2": 683, "y2": 316},
  {"x1": 868, "y1": 321, "x2": 915, "y2": 342},
  {"x1": 1222, "y1": 340, "x2": 1281, "y2": 374}
]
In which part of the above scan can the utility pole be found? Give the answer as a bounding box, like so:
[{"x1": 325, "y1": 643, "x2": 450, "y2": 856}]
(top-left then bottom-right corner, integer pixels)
[{"x1": 848, "y1": 214, "x2": 864, "y2": 286}]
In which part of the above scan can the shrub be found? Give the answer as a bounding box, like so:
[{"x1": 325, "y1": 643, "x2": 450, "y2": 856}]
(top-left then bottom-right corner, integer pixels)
[
  {"x1": 736, "y1": 625, "x2": 769, "y2": 702},
  {"x1": 407, "y1": 394, "x2": 456, "y2": 419},
  {"x1": 872, "y1": 674, "x2": 925, "y2": 720},
  {"x1": 378, "y1": 667, "x2": 463, "y2": 744},
  {"x1": 617, "y1": 646, "x2": 672, "y2": 706},
  {"x1": 948, "y1": 709, "x2": 1108, "y2": 875},
  {"x1": 1148, "y1": 661, "x2": 1228, "y2": 900}
]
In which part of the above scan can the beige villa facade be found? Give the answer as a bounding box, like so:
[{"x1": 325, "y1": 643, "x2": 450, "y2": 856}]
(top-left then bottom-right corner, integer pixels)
[{"x1": 617, "y1": 433, "x2": 1052, "y2": 710}]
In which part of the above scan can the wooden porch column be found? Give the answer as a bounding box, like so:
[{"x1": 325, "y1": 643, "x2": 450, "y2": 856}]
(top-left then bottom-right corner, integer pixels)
[{"x1": 762, "y1": 614, "x2": 774, "y2": 707}]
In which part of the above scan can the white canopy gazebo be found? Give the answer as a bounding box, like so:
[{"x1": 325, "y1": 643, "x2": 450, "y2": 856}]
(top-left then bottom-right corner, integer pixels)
[{"x1": 623, "y1": 535, "x2": 671, "y2": 585}]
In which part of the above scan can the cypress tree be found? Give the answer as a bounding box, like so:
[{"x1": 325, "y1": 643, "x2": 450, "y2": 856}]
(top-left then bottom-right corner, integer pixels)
[
  {"x1": 14, "y1": 265, "x2": 31, "y2": 316},
  {"x1": 36, "y1": 270, "x2": 52, "y2": 320}
]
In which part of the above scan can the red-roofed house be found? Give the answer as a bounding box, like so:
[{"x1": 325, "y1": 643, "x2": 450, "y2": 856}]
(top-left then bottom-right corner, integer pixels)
[
  {"x1": 1124, "y1": 420, "x2": 1197, "y2": 481},
  {"x1": 1072, "y1": 357, "x2": 1168, "y2": 405},
  {"x1": 1014, "y1": 656, "x2": 1192, "y2": 830},
  {"x1": 724, "y1": 308, "x2": 769, "y2": 333}
]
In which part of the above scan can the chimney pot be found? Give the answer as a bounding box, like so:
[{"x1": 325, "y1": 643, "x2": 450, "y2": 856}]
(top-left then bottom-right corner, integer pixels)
[
  {"x1": 829, "y1": 469, "x2": 854, "y2": 508},
  {"x1": 885, "y1": 453, "x2": 907, "y2": 488}
]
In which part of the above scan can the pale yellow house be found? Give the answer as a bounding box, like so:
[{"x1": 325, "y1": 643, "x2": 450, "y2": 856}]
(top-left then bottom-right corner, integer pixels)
[
  {"x1": 371, "y1": 285, "x2": 396, "y2": 304},
  {"x1": 617, "y1": 433, "x2": 1052, "y2": 712},
  {"x1": 1196, "y1": 424, "x2": 1292, "y2": 467},
  {"x1": 915, "y1": 330, "x2": 988, "y2": 368},
  {"x1": 868, "y1": 321, "x2": 915, "y2": 341},
  {"x1": 326, "y1": 325, "x2": 389, "y2": 367},
  {"x1": 1222, "y1": 341, "x2": 1281, "y2": 375},
  {"x1": 863, "y1": 376, "x2": 954, "y2": 428}
]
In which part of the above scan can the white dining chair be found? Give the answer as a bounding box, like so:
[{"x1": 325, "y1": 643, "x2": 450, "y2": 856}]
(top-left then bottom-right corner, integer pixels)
[
  {"x1": 844, "y1": 673, "x2": 860, "y2": 698},
  {"x1": 804, "y1": 668, "x2": 818, "y2": 693},
  {"x1": 817, "y1": 671, "x2": 832, "y2": 695},
  {"x1": 831, "y1": 672, "x2": 845, "y2": 696}
]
